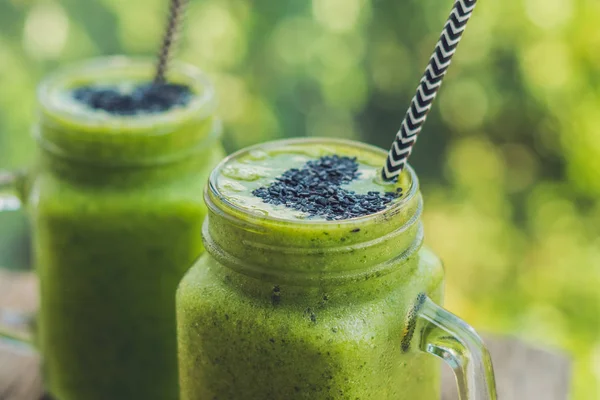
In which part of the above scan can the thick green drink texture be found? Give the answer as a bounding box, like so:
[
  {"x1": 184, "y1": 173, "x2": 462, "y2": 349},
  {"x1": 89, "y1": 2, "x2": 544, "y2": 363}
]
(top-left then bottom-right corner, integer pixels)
[
  {"x1": 177, "y1": 139, "x2": 445, "y2": 399},
  {"x1": 29, "y1": 59, "x2": 224, "y2": 400}
]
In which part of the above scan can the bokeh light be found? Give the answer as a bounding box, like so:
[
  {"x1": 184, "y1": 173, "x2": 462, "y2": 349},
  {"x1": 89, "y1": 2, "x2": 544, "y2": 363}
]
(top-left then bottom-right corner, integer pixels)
[{"x1": 23, "y1": 2, "x2": 69, "y2": 60}]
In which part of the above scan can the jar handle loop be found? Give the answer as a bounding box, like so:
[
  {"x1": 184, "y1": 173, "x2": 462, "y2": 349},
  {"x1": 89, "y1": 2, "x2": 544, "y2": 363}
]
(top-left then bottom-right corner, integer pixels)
[
  {"x1": 0, "y1": 169, "x2": 34, "y2": 346},
  {"x1": 413, "y1": 293, "x2": 497, "y2": 400}
]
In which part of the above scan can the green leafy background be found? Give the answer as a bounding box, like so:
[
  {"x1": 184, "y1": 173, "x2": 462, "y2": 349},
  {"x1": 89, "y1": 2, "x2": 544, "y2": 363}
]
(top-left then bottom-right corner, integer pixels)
[{"x1": 0, "y1": 0, "x2": 598, "y2": 397}]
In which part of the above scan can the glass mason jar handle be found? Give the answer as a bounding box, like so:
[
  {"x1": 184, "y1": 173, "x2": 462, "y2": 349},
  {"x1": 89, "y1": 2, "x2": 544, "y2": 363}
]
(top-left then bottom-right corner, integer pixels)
[
  {"x1": 412, "y1": 293, "x2": 497, "y2": 400},
  {"x1": 0, "y1": 169, "x2": 34, "y2": 345}
]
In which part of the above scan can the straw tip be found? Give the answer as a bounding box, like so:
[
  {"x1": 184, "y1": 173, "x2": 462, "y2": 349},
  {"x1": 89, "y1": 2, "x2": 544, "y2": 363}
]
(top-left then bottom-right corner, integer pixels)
[{"x1": 380, "y1": 163, "x2": 401, "y2": 183}]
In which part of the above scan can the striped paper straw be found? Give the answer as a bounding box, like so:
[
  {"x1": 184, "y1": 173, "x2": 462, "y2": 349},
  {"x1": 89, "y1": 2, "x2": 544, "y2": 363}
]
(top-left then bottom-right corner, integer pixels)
[
  {"x1": 154, "y1": 0, "x2": 188, "y2": 84},
  {"x1": 381, "y1": 0, "x2": 478, "y2": 181}
]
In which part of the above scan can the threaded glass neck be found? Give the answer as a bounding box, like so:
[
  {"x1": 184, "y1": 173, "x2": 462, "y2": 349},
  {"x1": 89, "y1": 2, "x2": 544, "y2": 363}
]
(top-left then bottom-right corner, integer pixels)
[{"x1": 203, "y1": 138, "x2": 423, "y2": 285}]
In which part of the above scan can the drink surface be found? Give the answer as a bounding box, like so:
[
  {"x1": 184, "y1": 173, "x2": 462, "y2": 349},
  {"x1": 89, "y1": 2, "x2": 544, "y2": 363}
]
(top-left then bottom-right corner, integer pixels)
[
  {"x1": 31, "y1": 58, "x2": 224, "y2": 400},
  {"x1": 215, "y1": 140, "x2": 404, "y2": 221},
  {"x1": 44, "y1": 65, "x2": 201, "y2": 122},
  {"x1": 177, "y1": 138, "x2": 444, "y2": 400}
]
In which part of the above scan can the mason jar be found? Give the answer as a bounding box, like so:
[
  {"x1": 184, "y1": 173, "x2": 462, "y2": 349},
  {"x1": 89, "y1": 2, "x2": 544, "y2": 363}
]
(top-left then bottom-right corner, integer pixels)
[
  {"x1": 177, "y1": 138, "x2": 496, "y2": 400},
  {"x1": 0, "y1": 56, "x2": 225, "y2": 400}
]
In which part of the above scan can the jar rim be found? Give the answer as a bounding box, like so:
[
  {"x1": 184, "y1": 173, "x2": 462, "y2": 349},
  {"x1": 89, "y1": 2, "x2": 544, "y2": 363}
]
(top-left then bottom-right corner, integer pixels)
[
  {"x1": 37, "y1": 55, "x2": 216, "y2": 133},
  {"x1": 207, "y1": 137, "x2": 419, "y2": 229}
]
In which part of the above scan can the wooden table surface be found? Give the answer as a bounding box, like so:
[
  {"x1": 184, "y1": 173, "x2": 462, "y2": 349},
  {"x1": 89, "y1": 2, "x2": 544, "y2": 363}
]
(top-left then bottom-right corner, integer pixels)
[{"x1": 0, "y1": 270, "x2": 572, "y2": 400}]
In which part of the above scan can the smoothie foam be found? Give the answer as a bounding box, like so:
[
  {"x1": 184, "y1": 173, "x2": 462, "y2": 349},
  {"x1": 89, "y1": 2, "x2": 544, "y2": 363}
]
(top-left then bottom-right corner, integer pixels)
[{"x1": 216, "y1": 140, "x2": 406, "y2": 220}]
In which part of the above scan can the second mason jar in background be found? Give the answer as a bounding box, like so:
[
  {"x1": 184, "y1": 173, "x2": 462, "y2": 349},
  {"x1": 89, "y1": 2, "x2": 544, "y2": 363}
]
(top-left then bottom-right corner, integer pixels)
[{"x1": 0, "y1": 56, "x2": 225, "y2": 400}]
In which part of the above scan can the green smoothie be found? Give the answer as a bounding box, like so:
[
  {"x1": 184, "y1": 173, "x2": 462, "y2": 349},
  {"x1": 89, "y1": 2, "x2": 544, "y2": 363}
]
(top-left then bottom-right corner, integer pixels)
[
  {"x1": 177, "y1": 138, "x2": 445, "y2": 399},
  {"x1": 27, "y1": 58, "x2": 224, "y2": 400}
]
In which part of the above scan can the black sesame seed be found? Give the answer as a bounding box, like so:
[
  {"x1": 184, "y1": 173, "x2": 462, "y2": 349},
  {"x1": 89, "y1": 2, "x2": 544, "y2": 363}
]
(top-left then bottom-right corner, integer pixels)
[
  {"x1": 71, "y1": 82, "x2": 193, "y2": 115},
  {"x1": 271, "y1": 285, "x2": 281, "y2": 306},
  {"x1": 251, "y1": 155, "x2": 402, "y2": 220}
]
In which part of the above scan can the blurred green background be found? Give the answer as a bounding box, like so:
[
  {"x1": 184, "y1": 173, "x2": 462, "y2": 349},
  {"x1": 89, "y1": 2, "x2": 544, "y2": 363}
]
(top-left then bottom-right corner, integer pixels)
[{"x1": 0, "y1": 0, "x2": 598, "y2": 397}]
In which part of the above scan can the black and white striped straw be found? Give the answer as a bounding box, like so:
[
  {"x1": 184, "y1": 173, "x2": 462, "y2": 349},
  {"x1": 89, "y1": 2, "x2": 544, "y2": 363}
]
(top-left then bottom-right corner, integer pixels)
[
  {"x1": 381, "y1": 0, "x2": 478, "y2": 181},
  {"x1": 154, "y1": 0, "x2": 188, "y2": 84}
]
